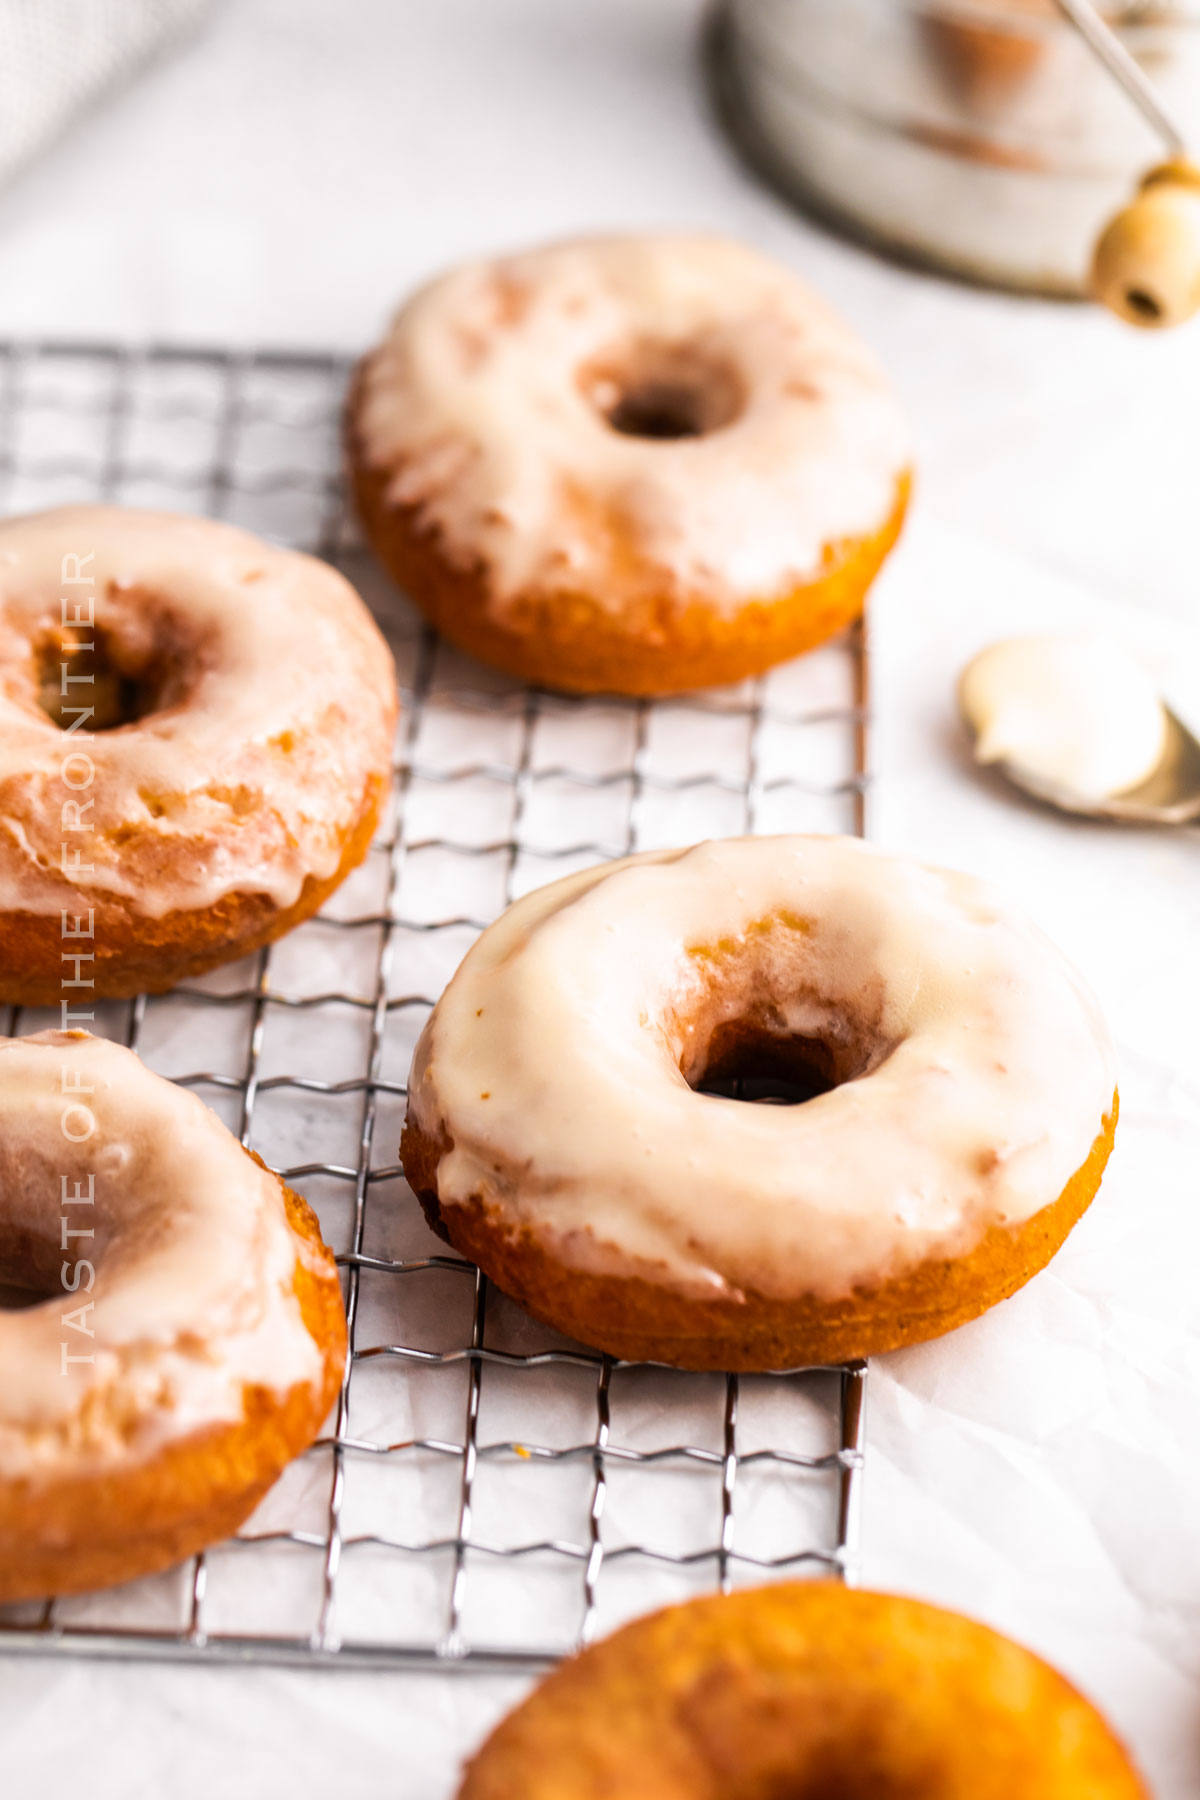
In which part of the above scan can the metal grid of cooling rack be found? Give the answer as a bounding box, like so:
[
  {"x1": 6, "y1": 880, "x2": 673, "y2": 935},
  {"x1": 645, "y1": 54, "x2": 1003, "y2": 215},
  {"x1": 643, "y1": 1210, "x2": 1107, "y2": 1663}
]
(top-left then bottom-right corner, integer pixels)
[{"x1": 0, "y1": 340, "x2": 870, "y2": 1671}]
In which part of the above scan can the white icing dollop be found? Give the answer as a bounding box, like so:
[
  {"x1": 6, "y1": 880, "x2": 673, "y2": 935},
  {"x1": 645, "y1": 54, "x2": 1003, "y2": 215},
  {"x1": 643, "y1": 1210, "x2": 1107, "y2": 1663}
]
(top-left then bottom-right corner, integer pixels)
[{"x1": 959, "y1": 635, "x2": 1168, "y2": 805}]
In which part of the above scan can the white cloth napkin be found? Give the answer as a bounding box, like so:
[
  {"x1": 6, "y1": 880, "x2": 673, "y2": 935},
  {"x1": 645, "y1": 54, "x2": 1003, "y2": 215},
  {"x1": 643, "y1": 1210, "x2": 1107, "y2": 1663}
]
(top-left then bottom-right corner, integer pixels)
[{"x1": 0, "y1": 0, "x2": 211, "y2": 186}]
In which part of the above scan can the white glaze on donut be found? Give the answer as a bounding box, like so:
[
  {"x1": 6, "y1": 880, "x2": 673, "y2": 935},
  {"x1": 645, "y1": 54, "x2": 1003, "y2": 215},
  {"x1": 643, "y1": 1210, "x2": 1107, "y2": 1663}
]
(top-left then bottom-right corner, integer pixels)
[
  {"x1": 0, "y1": 507, "x2": 396, "y2": 918},
  {"x1": 407, "y1": 837, "x2": 1116, "y2": 1301},
  {"x1": 356, "y1": 235, "x2": 910, "y2": 611},
  {"x1": 0, "y1": 1031, "x2": 326, "y2": 1479}
]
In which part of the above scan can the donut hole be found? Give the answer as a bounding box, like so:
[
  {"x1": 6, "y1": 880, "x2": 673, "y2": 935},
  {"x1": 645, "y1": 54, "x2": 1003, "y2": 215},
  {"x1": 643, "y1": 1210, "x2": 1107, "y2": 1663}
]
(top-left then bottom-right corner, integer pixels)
[
  {"x1": 35, "y1": 607, "x2": 201, "y2": 732},
  {"x1": 0, "y1": 1226, "x2": 82, "y2": 1310},
  {"x1": 583, "y1": 341, "x2": 744, "y2": 441},
  {"x1": 695, "y1": 1018, "x2": 841, "y2": 1106},
  {"x1": 677, "y1": 925, "x2": 893, "y2": 1107},
  {"x1": 0, "y1": 1281, "x2": 53, "y2": 1311}
]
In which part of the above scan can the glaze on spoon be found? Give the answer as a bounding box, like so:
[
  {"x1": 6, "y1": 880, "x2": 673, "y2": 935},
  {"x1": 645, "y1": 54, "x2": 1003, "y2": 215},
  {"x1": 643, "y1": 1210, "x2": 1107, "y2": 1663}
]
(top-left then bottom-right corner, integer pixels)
[{"x1": 959, "y1": 636, "x2": 1200, "y2": 824}]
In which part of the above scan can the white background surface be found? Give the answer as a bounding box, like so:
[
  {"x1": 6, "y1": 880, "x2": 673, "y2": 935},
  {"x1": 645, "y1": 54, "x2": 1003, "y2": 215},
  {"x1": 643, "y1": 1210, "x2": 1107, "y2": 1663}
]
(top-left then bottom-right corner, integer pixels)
[{"x1": 0, "y1": 2, "x2": 1198, "y2": 1796}]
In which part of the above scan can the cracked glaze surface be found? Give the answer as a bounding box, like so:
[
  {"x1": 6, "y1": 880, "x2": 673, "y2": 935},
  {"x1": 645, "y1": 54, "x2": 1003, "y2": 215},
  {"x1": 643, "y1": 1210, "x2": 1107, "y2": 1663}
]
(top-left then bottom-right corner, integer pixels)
[
  {"x1": 0, "y1": 1031, "x2": 327, "y2": 1481},
  {"x1": 0, "y1": 506, "x2": 395, "y2": 918},
  {"x1": 356, "y1": 234, "x2": 910, "y2": 611},
  {"x1": 408, "y1": 836, "x2": 1116, "y2": 1301}
]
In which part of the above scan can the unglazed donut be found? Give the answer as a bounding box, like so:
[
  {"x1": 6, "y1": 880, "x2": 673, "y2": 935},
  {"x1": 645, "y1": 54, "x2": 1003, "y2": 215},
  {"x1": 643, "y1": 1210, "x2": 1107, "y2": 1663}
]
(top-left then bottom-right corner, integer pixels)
[
  {"x1": 0, "y1": 1030, "x2": 346, "y2": 1602},
  {"x1": 349, "y1": 234, "x2": 911, "y2": 695},
  {"x1": 0, "y1": 506, "x2": 397, "y2": 1004},
  {"x1": 402, "y1": 836, "x2": 1117, "y2": 1369},
  {"x1": 458, "y1": 1583, "x2": 1147, "y2": 1799}
]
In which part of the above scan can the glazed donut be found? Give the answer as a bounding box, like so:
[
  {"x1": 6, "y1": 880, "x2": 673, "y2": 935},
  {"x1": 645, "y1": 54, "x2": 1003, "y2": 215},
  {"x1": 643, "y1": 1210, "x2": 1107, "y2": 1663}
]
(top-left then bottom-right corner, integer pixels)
[
  {"x1": 0, "y1": 1030, "x2": 346, "y2": 1602},
  {"x1": 0, "y1": 506, "x2": 397, "y2": 1004},
  {"x1": 458, "y1": 1582, "x2": 1147, "y2": 1799},
  {"x1": 402, "y1": 836, "x2": 1117, "y2": 1369},
  {"x1": 349, "y1": 234, "x2": 910, "y2": 695}
]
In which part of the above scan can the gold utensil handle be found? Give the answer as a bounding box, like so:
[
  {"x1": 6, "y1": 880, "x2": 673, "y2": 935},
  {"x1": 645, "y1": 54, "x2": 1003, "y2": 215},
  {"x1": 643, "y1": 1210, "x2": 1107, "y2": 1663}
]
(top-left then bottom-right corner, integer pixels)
[
  {"x1": 1049, "y1": 0, "x2": 1200, "y2": 327},
  {"x1": 1092, "y1": 160, "x2": 1200, "y2": 329}
]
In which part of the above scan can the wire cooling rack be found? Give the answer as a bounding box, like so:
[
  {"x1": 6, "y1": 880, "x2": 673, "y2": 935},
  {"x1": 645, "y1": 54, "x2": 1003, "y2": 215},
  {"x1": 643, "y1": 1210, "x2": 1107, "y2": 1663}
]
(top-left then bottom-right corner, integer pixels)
[{"x1": 0, "y1": 341, "x2": 870, "y2": 1671}]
